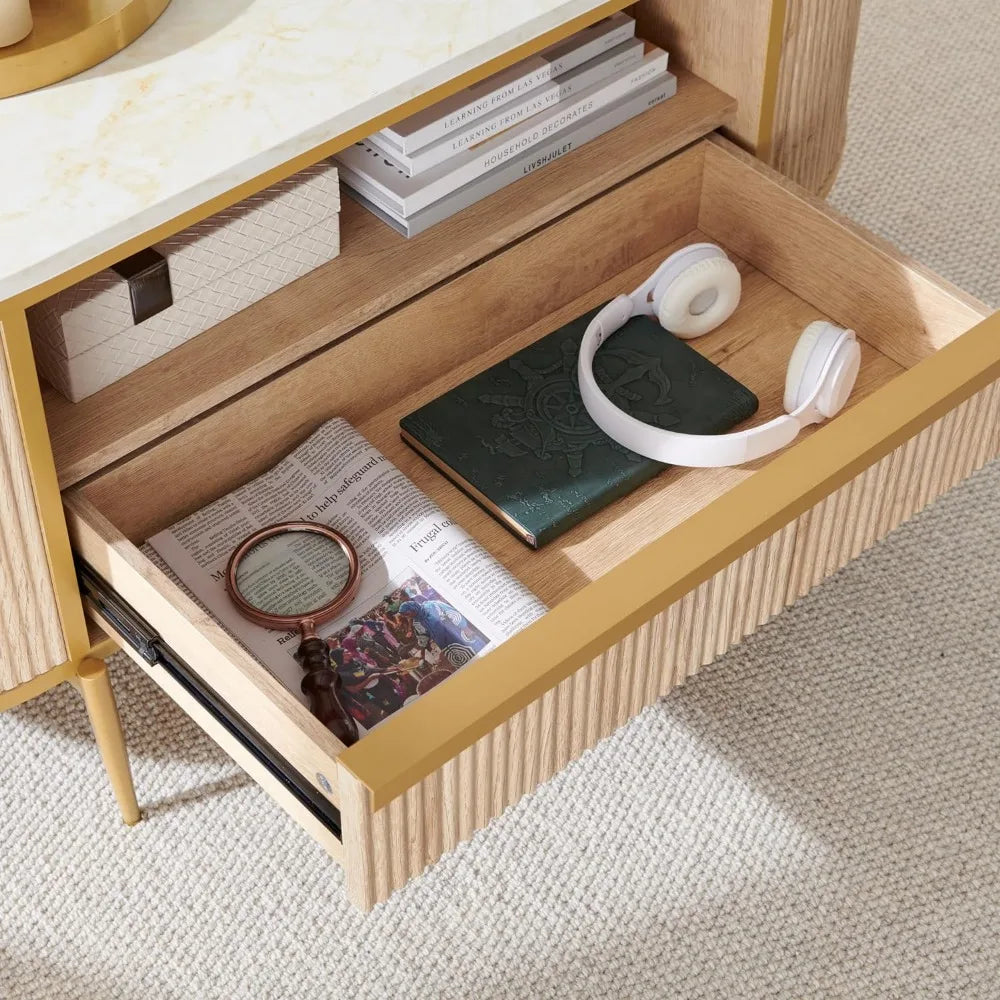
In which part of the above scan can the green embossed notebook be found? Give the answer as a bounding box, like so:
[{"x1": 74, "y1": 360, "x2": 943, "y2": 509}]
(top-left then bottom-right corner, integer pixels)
[{"x1": 400, "y1": 304, "x2": 759, "y2": 548}]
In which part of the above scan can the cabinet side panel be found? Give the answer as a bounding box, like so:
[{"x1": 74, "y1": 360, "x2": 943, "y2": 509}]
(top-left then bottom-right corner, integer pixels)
[
  {"x1": 0, "y1": 324, "x2": 66, "y2": 688},
  {"x1": 636, "y1": 0, "x2": 776, "y2": 152},
  {"x1": 341, "y1": 375, "x2": 1000, "y2": 908},
  {"x1": 770, "y1": 0, "x2": 862, "y2": 194},
  {"x1": 639, "y1": 0, "x2": 863, "y2": 195}
]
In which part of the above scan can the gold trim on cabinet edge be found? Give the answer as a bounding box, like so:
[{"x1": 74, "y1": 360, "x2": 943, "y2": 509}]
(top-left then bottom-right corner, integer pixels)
[
  {"x1": 754, "y1": 0, "x2": 788, "y2": 162},
  {"x1": 0, "y1": 658, "x2": 76, "y2": 712}
]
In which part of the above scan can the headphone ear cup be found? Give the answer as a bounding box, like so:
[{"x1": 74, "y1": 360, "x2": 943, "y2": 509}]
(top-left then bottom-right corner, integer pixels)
[
  {"x1": 784, "y1": 321, "x2": 861, "y2": 417},
  {"x1": 654, "y1": 256, "x2": 742, "y2": 338}
]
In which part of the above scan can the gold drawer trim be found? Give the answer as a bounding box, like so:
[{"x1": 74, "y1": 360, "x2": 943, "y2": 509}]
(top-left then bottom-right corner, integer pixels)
[{"x1": 342, "y1": 308, "x2": 1000, "y2": 812}]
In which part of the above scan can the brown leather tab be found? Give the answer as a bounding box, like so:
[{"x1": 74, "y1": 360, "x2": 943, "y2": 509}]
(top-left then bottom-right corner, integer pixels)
[{"x1": 111, "y1": 247, "x2": 173, "y2": 324}]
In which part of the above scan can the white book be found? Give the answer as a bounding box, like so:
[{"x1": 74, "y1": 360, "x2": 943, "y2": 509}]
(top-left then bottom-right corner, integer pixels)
[
  {"x1": 338, "y1": 46, "x2": 671, "y2": 217},
  {"x1": 368, "y1": 38, "x2": 647, "y2": 176},
  {"x1": 341, "y1": 73, "x2": 678, "y2": 238},
  {"x1": 376, "y1": 12, "x2": 636, "y2": 153}
]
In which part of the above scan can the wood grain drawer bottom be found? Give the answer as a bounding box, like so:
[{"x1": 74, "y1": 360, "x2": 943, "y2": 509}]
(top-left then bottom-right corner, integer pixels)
[{"x1": 66, "y1": 136, "x2": 998, "y2": 910}]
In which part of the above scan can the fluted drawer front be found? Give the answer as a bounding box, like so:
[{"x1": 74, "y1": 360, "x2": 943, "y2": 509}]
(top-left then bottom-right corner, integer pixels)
[
  {"x1": 340, "y1": 375, "x2": 1000, "y2": 909},
  {"x1": 0, "y1": 323, "x2": 66, "y2": 690}
]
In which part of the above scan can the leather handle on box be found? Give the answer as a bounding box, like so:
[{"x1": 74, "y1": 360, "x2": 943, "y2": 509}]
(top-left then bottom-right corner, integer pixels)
[{"x1": 111, "y1": 247, "x2": 173, "y2": 324}]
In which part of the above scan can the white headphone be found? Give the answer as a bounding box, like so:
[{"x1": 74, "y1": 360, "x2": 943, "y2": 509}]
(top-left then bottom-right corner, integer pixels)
[{"x1": 577, "y1": 243, "x2": 862, "y2": 467}]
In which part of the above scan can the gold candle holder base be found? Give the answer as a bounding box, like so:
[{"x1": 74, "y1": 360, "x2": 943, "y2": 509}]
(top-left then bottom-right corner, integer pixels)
[{"x1": 0, "y1": 0, "x2": 172, "y2": 99}]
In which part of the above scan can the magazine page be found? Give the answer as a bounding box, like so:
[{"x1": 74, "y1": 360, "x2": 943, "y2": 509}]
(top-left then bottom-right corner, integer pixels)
[{"x1": 146, "y1": 417, "x2": 546, "y2": 734}]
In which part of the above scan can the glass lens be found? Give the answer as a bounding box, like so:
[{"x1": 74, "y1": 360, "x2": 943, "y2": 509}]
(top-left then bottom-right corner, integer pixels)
[{"x1": 233, "y1": 529, "x2": 352, "y2": 618}]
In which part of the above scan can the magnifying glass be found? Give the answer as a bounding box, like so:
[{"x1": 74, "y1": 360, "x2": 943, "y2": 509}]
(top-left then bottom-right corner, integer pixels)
[{"x1": 225, "y1": 522, "x2": 362, "y2": 746}]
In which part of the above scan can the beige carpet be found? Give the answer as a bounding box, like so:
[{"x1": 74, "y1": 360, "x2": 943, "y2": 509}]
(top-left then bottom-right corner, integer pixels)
[{"x1": 2, "y1": 2, "x2": 998, "y2": 997}]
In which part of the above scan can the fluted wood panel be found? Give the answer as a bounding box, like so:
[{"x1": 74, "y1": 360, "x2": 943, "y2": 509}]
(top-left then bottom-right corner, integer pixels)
[
  {"x1": 341, "y1": 375, "x2": 1000, "y2": 910},
  {"x1": 638, "y1": 0, "x2": 862, "y2": 195},
  {"x1": 0, "y1": 345, "x2": 66, "y2": 690},
  {"x1": 342, "y1": 520, "x2": 801, "y2": 908},
  {"x1": 636, "y1": 0, "x2": 775, "y2": 155},
  {"x1": 770, "y1": 0, "x2": 863, "y2": 194},
  {"x1": 786, "y1": 381, "x2": 1000, "y2": 604}
]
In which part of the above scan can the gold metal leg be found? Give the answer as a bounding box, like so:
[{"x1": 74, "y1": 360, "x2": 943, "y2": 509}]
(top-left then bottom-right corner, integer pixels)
[{"x1": 76, "y1": 657, "x2": 141, "y2": 826}]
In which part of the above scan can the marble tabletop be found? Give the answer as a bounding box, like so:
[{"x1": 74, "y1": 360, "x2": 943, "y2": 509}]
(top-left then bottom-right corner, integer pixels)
[{"x1": 0, "y1": 0, "x2": 617, "y2": 301}]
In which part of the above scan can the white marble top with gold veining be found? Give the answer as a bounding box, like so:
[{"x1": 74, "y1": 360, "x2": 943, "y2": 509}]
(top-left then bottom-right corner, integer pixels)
[{"x1": 0, "y1": 0, "x2": 615, "y2": 300}]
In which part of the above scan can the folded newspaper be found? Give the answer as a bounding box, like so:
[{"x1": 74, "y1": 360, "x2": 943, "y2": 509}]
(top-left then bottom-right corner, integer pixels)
[{"x1": 144, "y1": 418, "x2": 547, "y2": 735}]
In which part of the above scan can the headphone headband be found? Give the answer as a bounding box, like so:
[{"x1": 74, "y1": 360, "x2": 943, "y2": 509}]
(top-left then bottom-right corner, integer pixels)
[{"x1": 577, "y1": 247, "x2": 861, "y2": 468}]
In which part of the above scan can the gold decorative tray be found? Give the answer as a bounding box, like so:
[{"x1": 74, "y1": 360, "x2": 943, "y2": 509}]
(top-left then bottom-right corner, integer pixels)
[{"x1": 0, "y1": 0, "x2": 171, "y2": 99}]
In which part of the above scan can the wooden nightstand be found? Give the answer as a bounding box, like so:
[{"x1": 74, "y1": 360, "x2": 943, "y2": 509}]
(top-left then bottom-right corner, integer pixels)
[{"x1": 9, "y1": 1, "x2": 993, "y2": 912}]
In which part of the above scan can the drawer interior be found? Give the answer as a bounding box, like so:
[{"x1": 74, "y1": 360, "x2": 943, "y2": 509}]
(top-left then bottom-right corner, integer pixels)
[{"x1": 67, "y1": 137, "x2": 989, "y2": 825}]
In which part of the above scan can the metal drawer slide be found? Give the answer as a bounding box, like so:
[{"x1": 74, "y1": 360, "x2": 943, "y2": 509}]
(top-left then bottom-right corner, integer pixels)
[{"x1": 78, "y1": 561, "x2": 342, "y2": 840}]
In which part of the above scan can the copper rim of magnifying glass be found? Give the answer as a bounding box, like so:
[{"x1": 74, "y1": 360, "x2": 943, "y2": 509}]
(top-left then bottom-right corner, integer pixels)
[{"x1": 224, "y1": 521, "x2": 361, "y2": 633}]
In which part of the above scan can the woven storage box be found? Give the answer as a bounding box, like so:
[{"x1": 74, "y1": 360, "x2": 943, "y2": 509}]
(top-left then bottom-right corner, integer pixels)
[{"x1": 29, "y1": 160, "x2": 341, "y2": 402}]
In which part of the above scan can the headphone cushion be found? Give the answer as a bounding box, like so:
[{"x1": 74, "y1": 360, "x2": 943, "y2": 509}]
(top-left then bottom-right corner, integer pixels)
[
  {"x1": 783, "y1": 322, "x2": 826, "y2": 413},
  {"x1": 655, "y1": 256, "x2": 741, "y2": 338}
]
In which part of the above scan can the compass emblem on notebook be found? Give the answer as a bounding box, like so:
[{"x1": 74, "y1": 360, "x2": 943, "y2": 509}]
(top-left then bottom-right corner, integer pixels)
[{"x1": 479, "y1": 335, "x2": 676, "y2": 476}]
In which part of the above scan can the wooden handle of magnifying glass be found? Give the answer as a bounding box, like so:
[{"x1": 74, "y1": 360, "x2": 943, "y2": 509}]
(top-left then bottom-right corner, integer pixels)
[{"x1": 298, "y1": 637, "x2": 360, "y2": 746}]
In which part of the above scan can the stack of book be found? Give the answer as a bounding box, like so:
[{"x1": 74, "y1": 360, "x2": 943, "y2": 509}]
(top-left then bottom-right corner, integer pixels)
[{"x1": 336, "y1": 13, "x2": 676, "y2": 238}]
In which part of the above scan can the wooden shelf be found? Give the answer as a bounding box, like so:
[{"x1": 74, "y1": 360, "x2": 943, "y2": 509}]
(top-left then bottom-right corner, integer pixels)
[{"x1": 46, "y1": 69, "x2": 735, "y2": 490}]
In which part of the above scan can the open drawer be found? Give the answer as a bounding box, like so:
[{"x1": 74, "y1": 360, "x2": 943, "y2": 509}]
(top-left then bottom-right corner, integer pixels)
[{"x1": 65, "y1": 137, "x2": 999, "y2": 910}]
